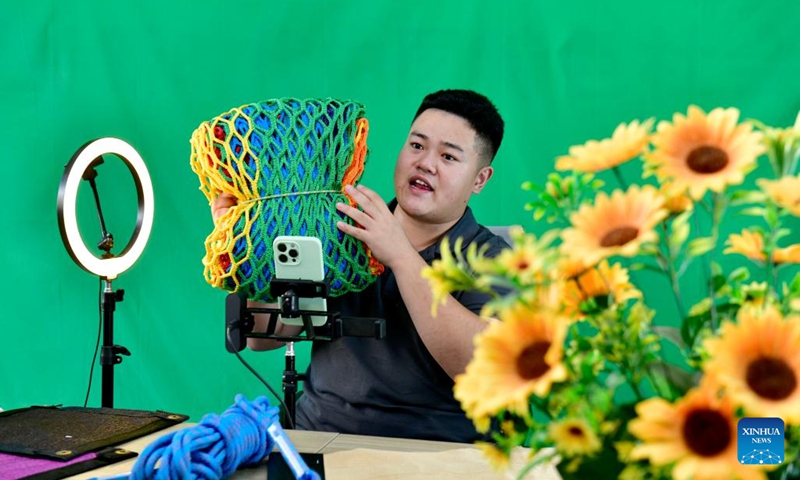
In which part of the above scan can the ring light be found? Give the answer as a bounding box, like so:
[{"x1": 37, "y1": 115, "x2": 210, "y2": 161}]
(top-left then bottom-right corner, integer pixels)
[{"x1": 57, "y1": 137, "x2": 154, "y2": 280}]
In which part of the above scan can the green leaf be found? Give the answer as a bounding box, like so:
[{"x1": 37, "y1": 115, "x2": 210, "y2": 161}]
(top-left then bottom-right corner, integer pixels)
[
  {"x1": 727, "y1": 266, "x2": 750, "y2": 284},
  {"x1": 729, "y1": 189, "x2": 765, "y2": 206},
  {"x1": 790, "y1": 273, "x2": 800, "y2": 297},
  {"x1": 775, "y1": 228, "x2": 792, "y2": 242},
  {"x1": 671, "y1": 209, "x2": 693, "y2": 232},
  {"x1": 739, "y1": 206, "x2": 767, "y2": 217},
  {"x1": 638, "y1": 242, "x2": 661, "y2": 256},
  {"x1": 711, "y1": 261, "x2": 723, "y2": 277},
  {"x1": 668, "y1": 213, "x2": 691, "y2": 251},
  {"x1": 766, "y1": 204, "x2": 780, "y2": 229},
  {"x1": 712, "y1": 274, "x2": 726, "y2": 293},
  {"x1": 686, "y1": 237, "x2": 716, "y2": 258},
  {"x1": 680, "y1": 314, "x2": 695, "y2": 347},
  {"x1": 576, "y1": 336, "x2": 593, "y2": 352},
  {"x1": 541, "y1": 194, "x2": 558, "y2": 209},
  {"x1": 629, "y1": 263, "x2": 664, "y2": 273}
]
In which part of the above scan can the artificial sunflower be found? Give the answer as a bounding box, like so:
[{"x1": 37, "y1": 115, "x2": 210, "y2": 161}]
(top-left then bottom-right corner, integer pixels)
[
  {"x1": 555, "y1": 119, "x2": 654, "y2": 173},
  {"x1": 548, "y1": 418, "x2": 602, "y2": 457},
  {"x1": 725, "y1": 229, "x2": 800, "y2": 264},
  {"x1": 494, "y1": 234, "x2": 544, "y2": 283},
  {"x1": 560, "y1": 185, "x2": 667, "y2": 265},
  {"x1": 421, "y1": 237, "x2": 475, "y2": 315},
  {"x1": 703, "y1": 306, "x2": 800, "y2": 423},
  {"x1": 560, "y1": 260, "x2": 641, "y2": 317},
  {"x1": 645, "y1": 105, "x2": 764, "y2": 200},
  {"x1": 454, "y1": 304, "x2": 569, "y2": 421},
  {"x1": 658, "y1": 183, "x2": 693, "y2": 215},
  {"x1": 734, "y1": 281, "x2": 770, "y2": 310},
  {"x1": 775, "y1": 244, "x2": 800, "y2": 264},
  {"x1": 758, "y1": 176, "x2": 800, "y2": 216},
  {"x1": 628, "y1": 387, "x2": 766, "y2": 480}
]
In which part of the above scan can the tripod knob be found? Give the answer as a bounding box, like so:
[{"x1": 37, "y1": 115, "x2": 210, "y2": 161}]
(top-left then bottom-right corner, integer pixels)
[
  {"x1": 102, "y1": 345, "x2": 131, "y2": 365},
  {"x1": 114, "y1": 345, "x2": 131, "y2": 364}
]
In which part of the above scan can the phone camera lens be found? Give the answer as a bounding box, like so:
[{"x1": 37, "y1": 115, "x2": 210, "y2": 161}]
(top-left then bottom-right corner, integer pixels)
[
  {"x1": 277, "y1": 243, "x2": 287, "y2": 253},
  {"x1": 289, "y1": 249, "x2": 298, "y2": 258},
  {"x1": 278, "y1": 254, "x2": 288, "y2": 264}
]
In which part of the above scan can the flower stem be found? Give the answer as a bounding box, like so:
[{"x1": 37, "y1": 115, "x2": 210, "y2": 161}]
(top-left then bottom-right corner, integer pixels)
[
  {"x1": 657, "y1": 221, "x2": 688, "y2": 320},
  {"x1": 619, "y1": 360, "x2": 644, "y2": 402},
  {"x1": 515, "y1": 450, "x2": 558, "y2": 480},
  {"x1": 705, "y1": 193, "x2": 727, "y2": 332},
  {"x1": 612, "y1": 166, "x2": 629, "y2": 190},
  {"x1": 764, "y1": 202, "x2": 782, "y2": 299}
]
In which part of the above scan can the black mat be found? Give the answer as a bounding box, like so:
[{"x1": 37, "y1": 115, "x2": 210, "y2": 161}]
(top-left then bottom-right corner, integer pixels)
[{"x1": 0, "y1": 406, "x2": 188, "y2": 461}]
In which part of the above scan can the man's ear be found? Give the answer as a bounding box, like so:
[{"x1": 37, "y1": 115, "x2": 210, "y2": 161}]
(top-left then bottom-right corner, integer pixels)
[{"x1": 472, "y1": 166, "x2": 494, "y2": 194}]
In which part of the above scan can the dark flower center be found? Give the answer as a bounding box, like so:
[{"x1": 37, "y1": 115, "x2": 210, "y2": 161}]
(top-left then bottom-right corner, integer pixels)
[
  {"x1": 686, "y1": 146, "x2": 729, "y2": 174},
  {"x1": 600, "y1": 226, "x2": 639, "y2": 247},
  {"x1": 682, "y1": 408, "x2": 731, "y2": 457},
  {"x1": 568, "y1": 426, "x2": 585, "y2": 438},
  {"x1": 746, "y1": 356, "x2": 797, "y2": 400},
  {"x1": 517, "y1": 341, "x2": 552, "y2": 380}
]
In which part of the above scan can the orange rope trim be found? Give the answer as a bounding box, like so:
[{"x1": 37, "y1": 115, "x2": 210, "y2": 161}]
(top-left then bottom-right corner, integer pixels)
[{"x1": 342, "y1": 118, "x2": 384, "y2": 275}]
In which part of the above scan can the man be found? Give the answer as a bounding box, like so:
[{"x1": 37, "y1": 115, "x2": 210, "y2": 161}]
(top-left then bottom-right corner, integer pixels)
[{"x1": 212, "y1": 89, "x2": 509, "y2": 442}]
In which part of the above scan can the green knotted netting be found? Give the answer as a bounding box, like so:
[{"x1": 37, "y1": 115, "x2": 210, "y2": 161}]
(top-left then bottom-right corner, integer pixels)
[{"x1": 190, "y1": 98, "x2": 382, "y2": 302}]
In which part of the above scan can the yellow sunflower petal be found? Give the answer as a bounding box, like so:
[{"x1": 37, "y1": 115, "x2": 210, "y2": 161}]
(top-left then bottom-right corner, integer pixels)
[
  {"x1": 628, "y1": 387, "x2": 756, "y2": 480},
  {"x1": 758, "y1": 176, "x2": 800, "y2": 216},
  {"x1": 454, "y1": 304, "x2": 570, "y2": 419},
  {"x1": 548, "y1": 418, "x2": 602, "y2": 457},
  {"x1": 724, "y1": 229, "x2": 766, "y2": 262},
  {"x1": 556, "y1": 119, "x2": 654, "y2": 173},
  {"x1": 645, "y1": 105, "x2": 764, "y2": 200},
  {"x1": 560, "y1": 185, "x2": 667, "y2": 265},
  {"x1": 704, "y1": 307, "x2": 800, "y2": 423}
]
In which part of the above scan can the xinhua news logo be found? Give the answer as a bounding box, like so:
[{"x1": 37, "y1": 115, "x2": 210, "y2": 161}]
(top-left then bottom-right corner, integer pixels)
[{"x1": 738, "y1": 417, "x2": 784, "y2": 465}]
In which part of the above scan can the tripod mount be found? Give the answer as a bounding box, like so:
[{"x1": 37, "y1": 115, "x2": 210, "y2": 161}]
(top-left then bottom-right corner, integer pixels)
[{"x1": 225, "y1": 278, "x2": 385, "y2": 427}]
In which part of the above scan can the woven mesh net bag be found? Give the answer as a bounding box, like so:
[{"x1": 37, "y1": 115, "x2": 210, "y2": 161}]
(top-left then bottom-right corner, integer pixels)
[{"x1": 190, "y1": 98, "x2": 383, "y2": 303}]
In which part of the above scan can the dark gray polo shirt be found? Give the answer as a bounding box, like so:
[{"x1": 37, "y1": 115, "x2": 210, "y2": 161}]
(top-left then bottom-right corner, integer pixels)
[{"x1": 295, "y1": 202, "x2": 509, "y2": 442}]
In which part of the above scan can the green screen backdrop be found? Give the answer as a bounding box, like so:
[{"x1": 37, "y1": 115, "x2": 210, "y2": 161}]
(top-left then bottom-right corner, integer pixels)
[{"x1": 2, "y1": 0, "x2": 799, "y2": 421}]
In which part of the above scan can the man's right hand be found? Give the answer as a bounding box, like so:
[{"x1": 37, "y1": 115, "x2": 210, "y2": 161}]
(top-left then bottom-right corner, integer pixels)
[{"x1": 211, "y1": 192, "x2": 238, "y2": 220}]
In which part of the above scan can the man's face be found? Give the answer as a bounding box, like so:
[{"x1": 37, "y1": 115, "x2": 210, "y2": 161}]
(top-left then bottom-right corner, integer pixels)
[{"x1": 393, "y1": 108, "x2": 493, "y2": 224}]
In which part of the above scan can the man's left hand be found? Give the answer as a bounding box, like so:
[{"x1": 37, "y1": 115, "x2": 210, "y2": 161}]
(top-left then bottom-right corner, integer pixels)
[{"x1": 335, "y1": 184, "x2": 413, "y2": 269}]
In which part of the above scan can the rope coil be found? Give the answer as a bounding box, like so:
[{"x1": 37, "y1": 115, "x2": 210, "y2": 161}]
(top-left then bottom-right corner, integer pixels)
[{"x1": 130, "y1": 395, "x2": 319, "y2": 480}]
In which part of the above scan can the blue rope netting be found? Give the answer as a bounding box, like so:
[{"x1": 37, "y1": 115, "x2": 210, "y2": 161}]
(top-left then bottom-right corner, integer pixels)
[{"x1": 190, "y1": 98, "x2": 382, "y2": 304}]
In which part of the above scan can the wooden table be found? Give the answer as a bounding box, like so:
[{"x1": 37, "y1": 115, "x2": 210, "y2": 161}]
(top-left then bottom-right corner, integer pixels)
[{"x1": 67, "y1": 425, "x2": 561, "y2": 479}]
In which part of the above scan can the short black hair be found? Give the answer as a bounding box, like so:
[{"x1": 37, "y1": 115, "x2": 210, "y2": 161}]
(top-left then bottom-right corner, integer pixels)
[{"x1": 413, "y1": 89, "x2": 505, "y2": 164}]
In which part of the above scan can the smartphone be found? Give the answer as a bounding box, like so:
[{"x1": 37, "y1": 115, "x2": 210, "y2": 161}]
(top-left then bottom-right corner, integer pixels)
[{"x1": 272, "y1": 236, "x2": 328, "y2": 327}]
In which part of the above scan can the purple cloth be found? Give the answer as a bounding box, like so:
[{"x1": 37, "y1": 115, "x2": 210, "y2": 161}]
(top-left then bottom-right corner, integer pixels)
[{"x1": 0, "y1": 451, "x2": 96, "y2": 480}]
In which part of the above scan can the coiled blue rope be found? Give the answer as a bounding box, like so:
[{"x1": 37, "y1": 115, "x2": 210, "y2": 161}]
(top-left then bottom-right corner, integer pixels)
[{"x1": 128, "y1": 394, "x2": 319, "y2": 480}]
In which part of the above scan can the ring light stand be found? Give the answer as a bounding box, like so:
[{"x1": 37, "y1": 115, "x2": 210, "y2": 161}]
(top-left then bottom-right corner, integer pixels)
[{"x1": 57, "y1": 138, "x2": 155, "y2": 408}]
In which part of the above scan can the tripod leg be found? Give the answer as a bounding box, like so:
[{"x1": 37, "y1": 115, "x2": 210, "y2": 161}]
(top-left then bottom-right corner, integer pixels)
[
  {"x1": 100, "y1": 284, "x2": 116, "y2": 408},
  {"x1": 283, "y1": 342, "x2": 297, "y2": 428}
]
